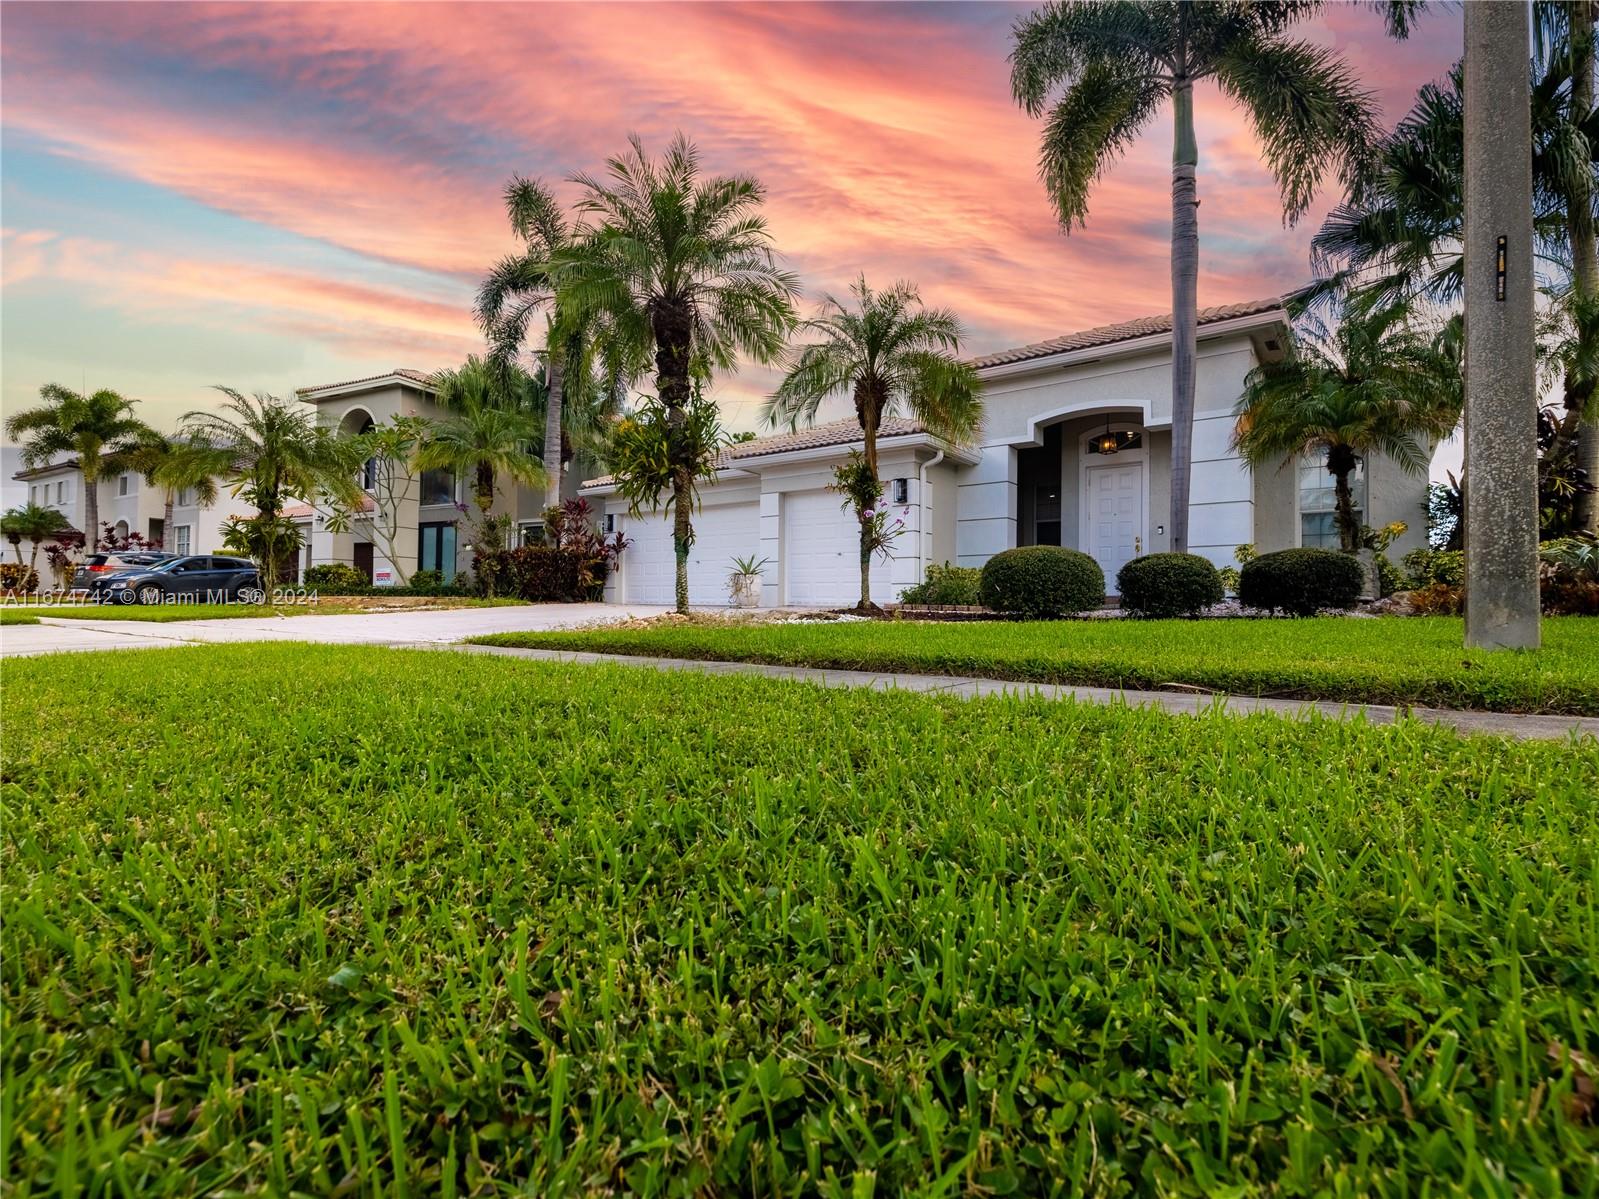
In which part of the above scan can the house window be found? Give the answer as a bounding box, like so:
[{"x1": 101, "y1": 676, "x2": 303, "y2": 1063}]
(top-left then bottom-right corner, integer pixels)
[
  {"x1": 29, "y1": 485, "x2": 37, "y2": 505},
  {"x1": 1298, "y1": 457, "x2": 1364, "y2": 548},
  {"x1": 518, "y1": 521, "x2": 544, "y2": 547},
  {"x1": 56, "y1": 481, "x2": 66, "y2": 504},
  {"x1": 418, "y1": 522, "x2": 458, "y2": 582},
  {"x1": 419, "y1": 468, "x2": 455, "y2": 506},
  {"x1": 177, "y1": 487, "x2": 192, "y2": 507},
  {"x1": 175, "y1": 526, "x2": 191, "y2": 556},
  {"x1": 360, "y1": 456, "x2": 377, "y2": 490},
  {"x1": 118, "y1": 474, "x2": 131, "y2": 496}
]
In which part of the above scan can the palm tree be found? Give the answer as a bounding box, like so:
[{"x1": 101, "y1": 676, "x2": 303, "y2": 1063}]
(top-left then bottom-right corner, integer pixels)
[
  {"x1": 553, "y1": 134, "x2": 800, "y2": 612},
  {"x1": 128, "y1": 430, "x2": 220, "y2": 549},
  {"x1": 180, "y1": 388, "x2": 365, "y2": 588},
  {"x1": 764, "y1": 278, "x2": 983, "y2": 610},
  {"x1": 1233, "y1": 301, "x2": 1461, "y2": 552},
  {"x1": 1009, "y1": 1, "x2": 1379, "y2": 554},
  {"x1": 419, "y1": 361, "x2": 546, "y2": 541},
  {"x1": 0, "y1": 504, "x2": 70, "y2": 581},
  {"x1": 477, "y1": 177, "x2": 615, "y2": 508},
  {"x1": 4, "y1": 384, "x2": 149, "y2": 553},
  {"x1": 1308, "y1": 4, "x2": 1598, "y2": 529}
]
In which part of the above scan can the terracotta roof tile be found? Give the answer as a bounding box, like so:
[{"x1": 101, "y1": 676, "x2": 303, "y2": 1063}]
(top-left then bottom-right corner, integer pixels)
[
  {"x1": 969, "y1": 296, "x2": 1286, "y2": 369},
  {"x1": 582, "y1": 416, "x2": 929, "y2": 488},
  {"x1": 296, "y1": 368, "x2": 434, "y2": 396}
]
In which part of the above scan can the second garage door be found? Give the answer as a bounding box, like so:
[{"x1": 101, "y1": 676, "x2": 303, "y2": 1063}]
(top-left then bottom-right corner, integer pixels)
[
  {"x1": 782, "y1": 488, "x2": 894, "y2": 607},
  {"x1": 621, "y1": 501, "x2": 762, "y2": 606}
]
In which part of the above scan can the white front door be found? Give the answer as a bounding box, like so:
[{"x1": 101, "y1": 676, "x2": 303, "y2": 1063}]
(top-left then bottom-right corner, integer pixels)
[{"x1": 1085, "y1": 461, "x2": 1144, "y2": 592}]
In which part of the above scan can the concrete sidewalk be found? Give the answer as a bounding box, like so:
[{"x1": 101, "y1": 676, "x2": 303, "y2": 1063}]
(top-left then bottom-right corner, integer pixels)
[
  {"x1": 0, "y1": 602, "x2": 671, "y2": 657},
  {"x1": 453, "y1": 644, "x2": 1599, "y2": 742}
]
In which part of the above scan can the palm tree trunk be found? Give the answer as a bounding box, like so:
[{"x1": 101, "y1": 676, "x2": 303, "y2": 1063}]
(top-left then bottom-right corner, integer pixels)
[
  {"x1": 1169, "y1": 74, "x2": 1200, "y2": 555},
  {"x1": 84, "y1": 475, "x2": 100, "y2": 554},
  {"x1": 858, "y1": 404, "x2": 880, "y2": 611},
  {"x1": 544, "y1": 353, "x2": 565, "y2": 509},
  {"x1": 673, "y1": 469, "x2": 692, "y2": 613},
  {"x1": 654, "y1": 302, "x2": 696, "y2": 614},
  {"x1": 1333, "y1": 468, "x2": 1360, "y2": 553},
  {"x1": 1571, "y1": 0, "x2": 1598, "y2": 533},
  {"x1": 163, "y1": 491, "x2": 176, "y2": 551}
]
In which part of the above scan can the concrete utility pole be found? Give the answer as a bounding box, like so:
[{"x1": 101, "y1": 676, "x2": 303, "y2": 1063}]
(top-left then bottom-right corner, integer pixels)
[{"x1": 1462, "y1": 0, "x2": 1541, "y2": 650}]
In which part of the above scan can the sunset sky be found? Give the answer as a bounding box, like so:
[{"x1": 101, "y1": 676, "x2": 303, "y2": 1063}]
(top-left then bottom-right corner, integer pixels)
[{"x1": 1, "y1": 1, "x2": 1464, "y2": 498}]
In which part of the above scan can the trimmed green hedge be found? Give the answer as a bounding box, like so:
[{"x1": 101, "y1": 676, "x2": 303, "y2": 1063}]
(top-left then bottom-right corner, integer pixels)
[
  {"x1": 899, "y1": 562, "x2": 982, "y2": 606},
  {"x1": 1117, "y1": 553, "x2": 1223, "y2": 618},
  {"x1": 1239, "y1": 548, "x2": 1364, "y2": 616},
  {"x1": 979, "y1": 546, "x2": 1104, "y2": 617}
]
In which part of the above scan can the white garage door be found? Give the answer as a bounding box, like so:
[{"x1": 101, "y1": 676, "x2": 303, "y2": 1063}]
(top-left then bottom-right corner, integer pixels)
[
  {"x1": 621, "y1": 502, "x2": 762, "y2": 606},
  {"x1": 783, "y1": 489, "x2": 893, "y2": 607}
]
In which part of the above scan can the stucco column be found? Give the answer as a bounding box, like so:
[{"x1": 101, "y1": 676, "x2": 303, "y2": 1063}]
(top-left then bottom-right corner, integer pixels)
[{"x1": 1462, "y1": 0, "x2": 1540, "y2": 650}]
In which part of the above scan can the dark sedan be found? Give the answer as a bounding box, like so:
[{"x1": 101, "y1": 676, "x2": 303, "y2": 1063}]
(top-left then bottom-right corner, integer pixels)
[{"x1": 91, "y1": 555, "x2": 266, "y2": 605}]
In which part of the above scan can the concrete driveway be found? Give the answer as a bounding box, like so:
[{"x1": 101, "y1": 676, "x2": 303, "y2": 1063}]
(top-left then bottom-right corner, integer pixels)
[{"x1": 0, "y1": 602, "x2": 671, "y2": 658}]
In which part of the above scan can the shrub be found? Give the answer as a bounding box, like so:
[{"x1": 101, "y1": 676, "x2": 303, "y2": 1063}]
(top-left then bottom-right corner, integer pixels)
[
  {"x1": 1409, "y1": 582, "x2": 1465, "y2": 615},
  {"x1": 1402, "y1": 548, "x2": 1464, "y2": 588},
  {"x1": 1238, "y1": 548, "x2": 1364, "y2": 616},
  {"x1": 899, "y1": 562, "x2": 982, "y2": 606},
  {"x1": 475, "y1": 545, "x2": 615, "y2": 603},
  {"x1": 409, "y1": 569, "x2": 444, "y2": 590},
  {"x1": 979, "y1": 546, "x2": 1104, "y2": 618},
  {"x1": 303, "y1": 563, "x2": 369, "y2": 589},
  {"x1": 1116, "y1": 553, "x2": 1223, "y2": 618},
  {"x1": 1539, "y1": 537, "x2": 1599, "y2": 615},
  {"x1": 0, "y1": 564, "x2": 40, "y2": 593}
]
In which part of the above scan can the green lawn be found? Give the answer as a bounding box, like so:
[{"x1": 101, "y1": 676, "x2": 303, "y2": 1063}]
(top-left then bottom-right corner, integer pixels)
[
  {"x1": 4, "y1": 644, "x2": 1595, "y2": 1194},
  {"x1": 0, "y1": 610, "x2": 40, "y2": 625},
  {"x1": 4, "y1": 598, "x2": 526, "y2": 623},
  {"x1": 472, "y1": 615, "x2": 1599, "y2": 715}
]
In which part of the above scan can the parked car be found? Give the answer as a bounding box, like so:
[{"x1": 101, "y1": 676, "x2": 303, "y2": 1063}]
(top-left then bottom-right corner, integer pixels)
[
  {"x1": 89, "y1": 555, "x2": 266, "y2": 605},
  {"x1": 72, "y1": 552, "x2": 175, "y2": 591}
]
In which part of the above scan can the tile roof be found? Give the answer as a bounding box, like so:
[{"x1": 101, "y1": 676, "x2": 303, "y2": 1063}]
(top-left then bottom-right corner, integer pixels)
[
  {"x1": 296, "y1": 368, "x2": 434, "y2": 396},
  {"x1": 582, "y1": 416, "x2": 930, "y2": 488},
  {"x1": 969, "y1": 296, "x2": 1287, "y2": 370}
]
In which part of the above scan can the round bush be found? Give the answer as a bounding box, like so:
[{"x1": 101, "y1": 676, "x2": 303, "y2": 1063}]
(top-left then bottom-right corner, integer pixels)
[
  {"x1": 979, "y1": 546, "x2": 1104, "y2": 617},
  {"x1": 1238, "y1": 547, "x2": 1364, "y2": 615},
  {"x1": 1117, "y1": 552, "x2": 1223, "y2": 618}
]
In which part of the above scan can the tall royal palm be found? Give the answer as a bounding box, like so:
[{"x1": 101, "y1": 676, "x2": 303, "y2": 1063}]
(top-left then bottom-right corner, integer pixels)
[
  {"x1": 1233, "y1": 301, "x2": 1461, "y2": 552},
  {"x1": 180, "y1": 388, "x2": 365, "y2": 587},
  {"x1": 555, "y1": 134, "x2": 800, "y2": 611},
  {"x1": 477, "y1": 177, "x2": 607, "y2": 508},
  {"x1": 5, "y1": 384, "x2": 149, "y2": 550},
  {"x1": 764, "y1": 278, "x2": 983, "y2": 610},
  {"x1": 1010, "y1": 1, "x2": 1378, "y2": 553}
]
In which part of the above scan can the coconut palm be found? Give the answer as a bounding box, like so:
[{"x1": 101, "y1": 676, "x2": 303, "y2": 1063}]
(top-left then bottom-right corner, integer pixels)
[
  {"x1": 1010, "y1": 1, "x2": 1379, "y2": 554},
  {"x1": 4, "y1": 384, "x2": 149, "y2": 554},
  {"x1": 553, "y1": 134, "x2": 800, "y2": 612},
  {"x1": 128, "y1": 430, "x2": 220, "y2": 549},
  {"x1": 0, "y1": 503, "x2": 70, "y2": 581},
  {"x1": 180, "y1": 388, "x2": 365, "y2": 588},
  {"x1": 764, "y1": 277, "x2": 983, "y2": 610},
  {"x1": 1233, "y1": 302, "x2": 1462, "y2": 552},
  {"x1": 477, "y1": 177, "x2": 617, "y2": 507}
]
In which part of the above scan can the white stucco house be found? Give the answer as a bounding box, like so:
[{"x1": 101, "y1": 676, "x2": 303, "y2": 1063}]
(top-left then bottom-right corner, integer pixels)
[
  {"x1": 585, "y1": 296, "x2": 1431, "y2": 607},
  {"x1": 12, "y1": 453, "x2": 241, "y2": 578},
  {"x1": 10, "y1": 295, "x2": 1432, "y2": 602}
]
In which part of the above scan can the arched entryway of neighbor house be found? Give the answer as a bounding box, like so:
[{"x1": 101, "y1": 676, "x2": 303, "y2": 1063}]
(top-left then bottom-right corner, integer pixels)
[
  {"x1": 336, "y1": 408, "x2": 377, "y2": 582},
  {"x1": 1013, "y1": 407, "x2": 1155, "y2": 594}
]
